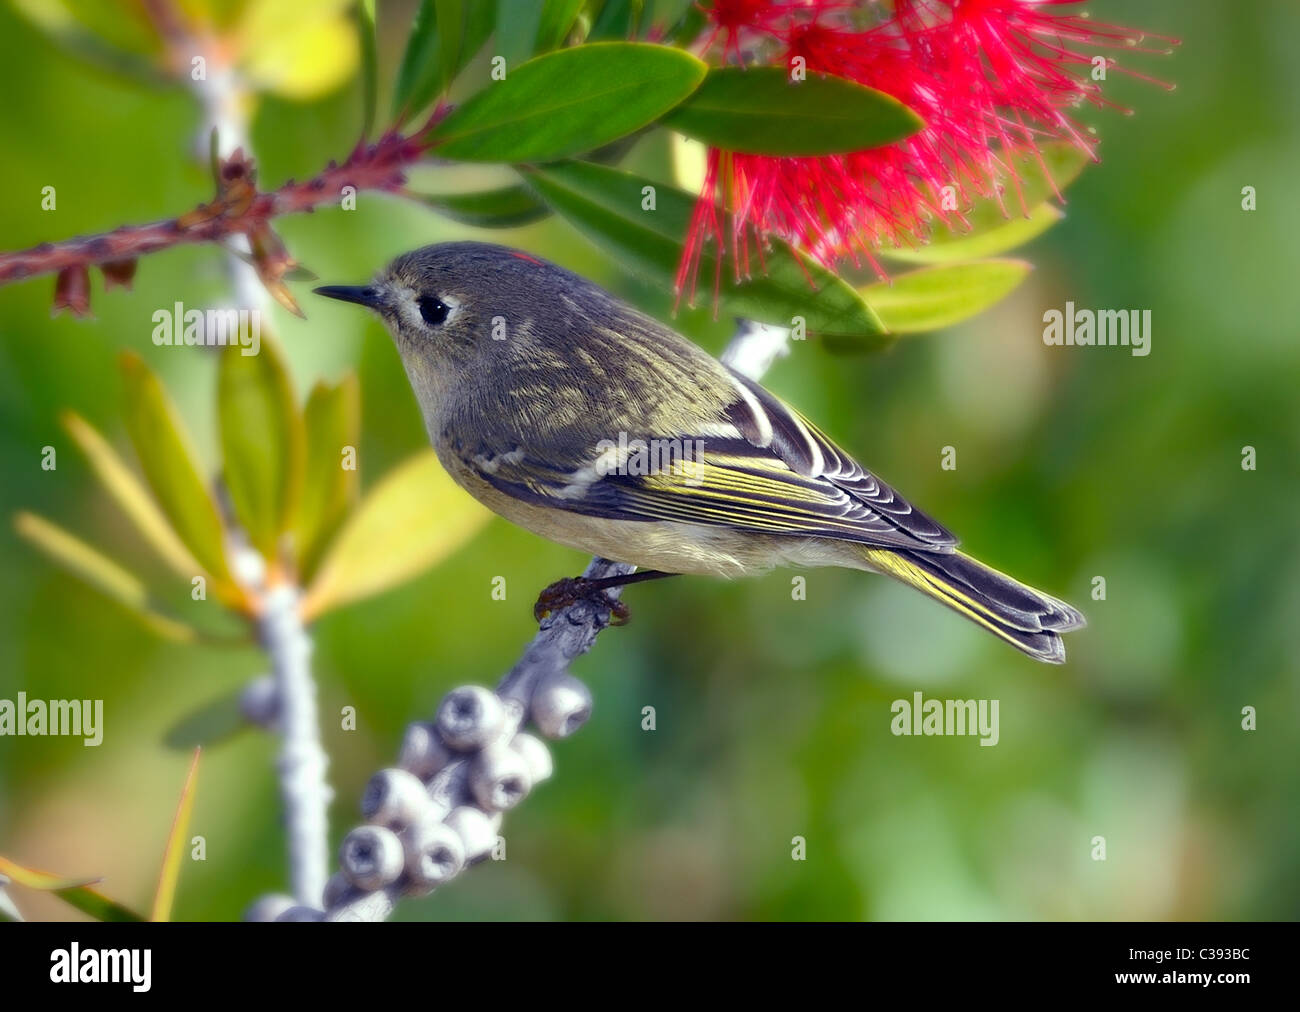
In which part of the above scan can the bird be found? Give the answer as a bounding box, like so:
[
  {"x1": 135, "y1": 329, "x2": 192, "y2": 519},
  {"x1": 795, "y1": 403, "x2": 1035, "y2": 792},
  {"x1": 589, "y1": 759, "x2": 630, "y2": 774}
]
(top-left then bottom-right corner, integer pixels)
[{"x1": 315, "y1": 241, "x2": 1084, "y2": 663}]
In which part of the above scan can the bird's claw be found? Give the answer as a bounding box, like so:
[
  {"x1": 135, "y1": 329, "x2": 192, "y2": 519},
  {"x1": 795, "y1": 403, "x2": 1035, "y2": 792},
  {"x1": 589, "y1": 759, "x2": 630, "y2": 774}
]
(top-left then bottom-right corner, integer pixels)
[{"x1": 534, "y1": 576, "x2": 631, "y2": 626}]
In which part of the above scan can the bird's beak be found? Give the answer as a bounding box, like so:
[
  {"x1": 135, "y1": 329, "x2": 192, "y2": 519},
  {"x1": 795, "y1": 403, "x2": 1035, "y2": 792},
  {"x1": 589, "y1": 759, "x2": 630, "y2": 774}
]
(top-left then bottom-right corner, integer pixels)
[{"x1": 313, "y1": 284, "x2": 386, "y2": 310}]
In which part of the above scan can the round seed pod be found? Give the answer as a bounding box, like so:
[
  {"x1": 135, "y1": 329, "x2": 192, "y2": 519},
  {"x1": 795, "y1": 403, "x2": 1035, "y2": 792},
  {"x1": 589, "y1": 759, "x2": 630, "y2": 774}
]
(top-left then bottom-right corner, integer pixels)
[
  {"x1": 531, "y1": 672, "x2": 592, "y2": 739},
  {"x1": 402, "y1": 819, "x2": 466, "y2": 890},
  {"x1": 398, "y1": 721, "x2": 451, "y2": 780},
  {"x1": 469, "y1": 745, "x2": 531, "y2": 812},
  {"x1": 361, "y1": 768, "x2": 429, "y2": 829},
  {"x1": 510, "y1": 732, "x2": 554, "y2": 785},
  {"x1": 445, "y1": 806, "x2": 499, "y2": 863},
  {"x1": 275, "y1": 905, "x2": 326, "y2": 922},
  {"x1": 239, "y1": 675, "x2": 280, "y2": 730},
  {"x1": 436, "y1": 686, "x2": 505, "y2": 751},
  {"x1": 339, "y1": 825, "x2": 404, "y2": 891},
  {"x1": 244, "y1": 893, "x2": 295, "y2": 922}
]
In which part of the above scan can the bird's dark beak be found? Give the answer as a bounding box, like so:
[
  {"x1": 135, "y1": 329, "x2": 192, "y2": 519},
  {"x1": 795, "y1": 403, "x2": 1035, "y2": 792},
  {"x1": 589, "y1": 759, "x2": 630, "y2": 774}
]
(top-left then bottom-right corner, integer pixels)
[{"x1": 313, "y1": 284, "x2": 386, "y2": 309}]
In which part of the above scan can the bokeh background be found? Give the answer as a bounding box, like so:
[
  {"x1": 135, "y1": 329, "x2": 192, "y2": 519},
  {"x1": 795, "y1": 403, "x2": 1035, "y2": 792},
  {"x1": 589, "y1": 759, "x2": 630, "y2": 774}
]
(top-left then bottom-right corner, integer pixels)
[{"x1": 0, "y1": 0, "x2": 1296, "y2": 921}]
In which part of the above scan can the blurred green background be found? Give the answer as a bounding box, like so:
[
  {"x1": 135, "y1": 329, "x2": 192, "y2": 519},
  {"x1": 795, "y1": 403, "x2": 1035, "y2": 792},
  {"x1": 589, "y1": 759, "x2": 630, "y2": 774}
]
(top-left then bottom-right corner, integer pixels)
[{"x1": 0, "y1": 0, "x2": 1296, "y2": 921}]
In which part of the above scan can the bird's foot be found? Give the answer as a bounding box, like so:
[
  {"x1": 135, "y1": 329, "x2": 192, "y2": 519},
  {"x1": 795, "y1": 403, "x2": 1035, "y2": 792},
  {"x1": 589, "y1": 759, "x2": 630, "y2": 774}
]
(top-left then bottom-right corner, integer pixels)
[{"x1": 534, "y1": 576, "x2": 631, "y2": 626}]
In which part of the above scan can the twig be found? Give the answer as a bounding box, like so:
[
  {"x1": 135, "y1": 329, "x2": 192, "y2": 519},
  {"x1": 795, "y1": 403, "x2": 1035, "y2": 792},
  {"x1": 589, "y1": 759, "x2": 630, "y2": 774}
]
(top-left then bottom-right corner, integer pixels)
[{"x1": 249, "y1": 320, "x2": 791, "y2": 922}]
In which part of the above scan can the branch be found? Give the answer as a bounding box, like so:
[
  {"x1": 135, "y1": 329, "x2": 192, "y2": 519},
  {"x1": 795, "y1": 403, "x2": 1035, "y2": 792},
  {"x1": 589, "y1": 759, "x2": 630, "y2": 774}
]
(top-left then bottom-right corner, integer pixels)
[
  {"x1": 0, "y1": 125, "x2": 434, "y2": 290},
  {"x1": 246, "y1": 320, "x2": 792, "y2": 922}
]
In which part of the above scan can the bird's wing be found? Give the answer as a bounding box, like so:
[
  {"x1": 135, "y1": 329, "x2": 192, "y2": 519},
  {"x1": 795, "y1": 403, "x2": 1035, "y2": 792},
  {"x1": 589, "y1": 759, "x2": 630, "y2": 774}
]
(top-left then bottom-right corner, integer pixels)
[{"x1": 449, "y1": 362, "x2": 957, "y2": 554}]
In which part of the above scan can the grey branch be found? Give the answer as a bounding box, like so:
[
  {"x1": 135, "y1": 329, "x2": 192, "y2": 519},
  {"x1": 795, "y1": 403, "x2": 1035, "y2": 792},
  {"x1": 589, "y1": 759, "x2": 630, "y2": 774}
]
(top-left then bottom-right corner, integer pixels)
[{"x1": 248, "y1": 320, "x2": 791, "y2": 922}]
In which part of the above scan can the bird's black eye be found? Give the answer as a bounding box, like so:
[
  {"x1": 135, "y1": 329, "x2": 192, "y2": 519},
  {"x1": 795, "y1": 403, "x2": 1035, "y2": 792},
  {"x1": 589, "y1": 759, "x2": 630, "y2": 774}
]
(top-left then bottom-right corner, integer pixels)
[{"x1": 417, "y1": 295, "x2": 449, "y2": 326}]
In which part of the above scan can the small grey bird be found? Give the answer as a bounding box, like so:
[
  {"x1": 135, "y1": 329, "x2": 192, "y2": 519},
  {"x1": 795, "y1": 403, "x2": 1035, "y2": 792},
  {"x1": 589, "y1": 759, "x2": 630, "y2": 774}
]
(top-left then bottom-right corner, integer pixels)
[{"x1": 316, "y1": 241, "x2": 1084, "y2": 662}]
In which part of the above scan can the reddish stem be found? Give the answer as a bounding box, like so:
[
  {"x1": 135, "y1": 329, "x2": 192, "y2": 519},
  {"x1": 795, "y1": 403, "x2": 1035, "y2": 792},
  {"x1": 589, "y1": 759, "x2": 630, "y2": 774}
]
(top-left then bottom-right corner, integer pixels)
[{"x1": 0, "y1": 127, "x2": 433, "y2": 287}]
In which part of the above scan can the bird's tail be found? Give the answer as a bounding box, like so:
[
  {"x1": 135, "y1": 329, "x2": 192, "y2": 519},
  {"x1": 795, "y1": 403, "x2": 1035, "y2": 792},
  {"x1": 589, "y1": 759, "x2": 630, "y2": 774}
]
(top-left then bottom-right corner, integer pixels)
[{"x1": 858, "y1": 547, "x2": 1086, "y2": 664}]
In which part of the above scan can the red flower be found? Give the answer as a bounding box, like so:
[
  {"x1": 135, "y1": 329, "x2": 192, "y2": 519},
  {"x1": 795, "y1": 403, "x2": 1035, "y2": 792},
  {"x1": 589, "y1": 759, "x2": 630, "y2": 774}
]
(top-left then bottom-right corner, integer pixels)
[{"x1": 681, "y1": 0, "x2": 1173, "y2": 298}]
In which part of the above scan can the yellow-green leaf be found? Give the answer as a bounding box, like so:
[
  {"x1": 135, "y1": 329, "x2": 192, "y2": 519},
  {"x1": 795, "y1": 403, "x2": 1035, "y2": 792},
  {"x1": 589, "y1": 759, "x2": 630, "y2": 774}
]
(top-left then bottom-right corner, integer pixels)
[
  {"x1": 62, "y1": 411, "x2": 202, "y2": 581},
  {"x1": 14, "y1": 512, "x2": 198, "y2": 643},
  {"x1": 119, "y1": 353, "x2": 231, "y2": 582},
  {"x1": 218, "y1": 335, "x2": 304, "y2": 561},
  {"x1": 302, "y1": 450, "x2": 490, "y2": 619},
  {"x1": 883, "y1": 203, "x2": 1064, "y2": 265},
  {"x1": 296, "y1": 375, "x2": 360, "y2": 582},
  {"x1": 0, "y1": 854, "x2": 144, "y2": 923},
  {"x1": 858, "y1": 260, "x2": 1032, "y2": 338},
  {"x1": 151, "y1": 748, "x2": 200, "y2": 922}
]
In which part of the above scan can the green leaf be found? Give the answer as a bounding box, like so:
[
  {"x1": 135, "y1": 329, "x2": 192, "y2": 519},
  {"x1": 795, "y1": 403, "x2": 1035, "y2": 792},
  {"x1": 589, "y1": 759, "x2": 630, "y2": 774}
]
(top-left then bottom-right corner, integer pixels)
[
  {"x1": 664, "y1": 67, "x2": 923, "y2": 155},
  {"x1": 854, "y1": 260, "x2": 1032, "y2": 338},
  {"x1": 883, "y1": 203, "x2": 1063, "y2": 265},
  {"x1": 496, "y1": 0, "x2": 546, "y2": 68},
  {"x1": 119, "y1": 353, "x2": 231, "y2": 583},
  {"x1": 163, "y1": 690, "x2": 249, "y2": 751},
  {"x1": 296, "y1": 375, "x2": 361, "y2": 582},
  {"x1": 589, "y1": 0, "x2": 644, "y2": 39},
  {"x1": 428, "y1": 42, "x2": 706, "y2": 162},
  {"x1": 535, "y1": 0, "x2": 586, "y2": 52},
  {"x1": 62, "y1": 411, "x2": 202, "y2": 582},
  {"x1": 356, "y1": 0, "x2": 377, "y2": 137},
  {"x1": 0, "y1": 855, "x2": 145, "y2": 923},
  {"x1": 14, "y1": 512, "x2": 200, "y2": 643},
  {"x1": 392, "y1": 0, "x2": 495, "y2": 123},
  {"x1": 302, "y1": 450, "x2": 490, "y2": 620},
  {"x1": 151, "y1": 748, "x2": 200, "y2": 923},
  {"x1": 218, "y1": 335, "x2": 304, "y2": 560},
  {"x1": 887, "y1": 142, "x2": 1089, "y2": 261},
  {"x1": 418, "y1": 184, "x2": 552, "y2": 228},
  {"x1": 522, "y1": 159, "x2": 884, "y2": 338}
]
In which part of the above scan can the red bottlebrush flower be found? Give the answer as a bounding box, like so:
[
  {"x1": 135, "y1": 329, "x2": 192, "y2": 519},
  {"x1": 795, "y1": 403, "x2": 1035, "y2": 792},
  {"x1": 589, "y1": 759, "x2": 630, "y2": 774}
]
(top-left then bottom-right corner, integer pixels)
[{"x1": 683, "y1": 0, "x2": 1173, "y2": 298}]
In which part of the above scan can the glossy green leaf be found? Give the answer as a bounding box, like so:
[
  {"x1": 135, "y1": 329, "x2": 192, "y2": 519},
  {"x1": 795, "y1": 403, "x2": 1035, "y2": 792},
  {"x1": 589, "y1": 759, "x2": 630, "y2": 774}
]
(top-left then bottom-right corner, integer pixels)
[
  {"x1": 522, "y1": 160, "x2": 884, "y2": 338},
  {"x1": 535, "y1": 0, "x2": 586, "y2": 52},
  {"x1": 664, "y1": 67, "x2": 922, "y2": 155},
  {"x1": 418, "y1": 184, "x2": 552, "y2": 228},
  {"x1": 151, "y1": 748, "x2": 200, "y2": 922},
  {"x1": 302, "y1": 450, "x2": 490, "y2": 620},
  {"x1": 428, "y1": 43, "x2": 706, "y2": 162},
  {"x1": 218, "y1": 335, "x2": 304, "y2": 560},
  {"x1": 858, "y1": 260, "x2": 1032, "y2": 336},
  {"x1": 0, "y1": 854, "x2": 144, "y2": 923},
  {"x1": 119, "y1": 353, "x2": 231, "y2": 582},
  {"x1": 163, "y1": 690, "x2": 249, "y2": 751},
  {"x1": 883, "y1": 202, "x2": 1064, "y2": 265},
  {"x1": 392, "y1": 0, "x2": 495, "y2": 123},
  {"x1": 62, "y1": 411, "x2": 202, "y2": 582},
  {"x1": 296, "y1": 375, "x2": 361, "y2": 582},
  {"x1": 13, "y1": 512, "x2": 199, "y2": 643},
  {"x1": 356, "y1": 0, "x2": 377, "y2": 137}
]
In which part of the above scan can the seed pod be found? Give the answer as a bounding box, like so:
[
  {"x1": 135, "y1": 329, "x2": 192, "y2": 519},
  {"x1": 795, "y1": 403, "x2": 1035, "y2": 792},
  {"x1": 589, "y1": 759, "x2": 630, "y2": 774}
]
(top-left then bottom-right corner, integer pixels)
[
  {"x1": 445, "y1": 806, "x2": 499, "y2": 863},
  {"x1": 402, "y1": 819, "x2": 466, "y2": 890},
  {"x1": 398, "y1": 721, "x2": 451, "y2": 780},
  {"x1": 339, "y1": 825, "x2": 404, "y2": 891},
  {"x1": 531, "y1": 672, "x2": 592, "y2": 739},
  {"x1": 275, "y1": 905, "x2": 326, "y2": 922},
  {"x1": 239, "y1": 675, "x2": 280, "y2": 730},
  {"x1": 361, "y1": 768, "x2": 429, "y2": 829},
  {"x1": 436, "y1": 686, "x2": 505, "y2": 750},
  {"x1": 322, "y1": 872, "x2": 356, "y2": 911},
  {"x1": 510, "y1": 732, "x2": 554, "y2": 785},
  {"x1": 469, "y1": 745, "x2": 531, "y2": 812},
  {"x1": 244, "y1": 893, "x2": 295, "y2": 922}
]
